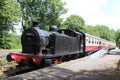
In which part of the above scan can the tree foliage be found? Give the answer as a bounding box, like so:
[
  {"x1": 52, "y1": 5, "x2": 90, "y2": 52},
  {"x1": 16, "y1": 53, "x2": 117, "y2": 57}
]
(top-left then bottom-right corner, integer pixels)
[
  {"x1": 84, "y1": 25, "x2": 116, "y2": 42},
  {"x1": 94, "y1": 25, "x2": 116, "y2": 42},
  {"x1": 0, "y1": 31, "x2": 11, "y2": 49},
  {"x1": 0, "y1": 0, "x2": 21, "y2": 49},
  {"x1": 9, "y1": 34, "x2": 22, "y2": 49},
  {"x1": 0, "y1": 0, "x2": 21, "y2": 31},
  {"x1": 62, "y1": 15, "x2": 85, "y2": 32},
  {"x1": 18, "y1": 0, "x2": 67, "y2": 30},
  {"x1": 116, "y1": 29, "x2": 120, "y2": 48},
  {"x1": 84, "y1": 25, "x2": 99, "y2": 37}
]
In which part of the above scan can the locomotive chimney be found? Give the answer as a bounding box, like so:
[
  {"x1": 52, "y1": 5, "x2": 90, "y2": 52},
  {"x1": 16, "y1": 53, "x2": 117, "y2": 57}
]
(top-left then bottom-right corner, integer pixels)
[{"x1": 32, "y1": 21, "x2": 39, "y2": 27}]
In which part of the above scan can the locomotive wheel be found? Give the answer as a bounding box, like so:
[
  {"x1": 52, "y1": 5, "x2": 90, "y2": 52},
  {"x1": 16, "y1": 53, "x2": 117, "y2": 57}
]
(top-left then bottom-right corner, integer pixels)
[
  {"x1": 27, "y1": 58, "x2": 35, "y2": 67},
  {"x1": 62, "y1": 55, "x2": 71, "y2": 61},
  {"x1": 39, "y1": 59, "x2": 45, "y2": 68},
  {"x1": 18, "y1": 59, "x2": 26, "y2": 66},
  {"x1": 72, "y1": 54, "x2": 80, "y2": 60}
]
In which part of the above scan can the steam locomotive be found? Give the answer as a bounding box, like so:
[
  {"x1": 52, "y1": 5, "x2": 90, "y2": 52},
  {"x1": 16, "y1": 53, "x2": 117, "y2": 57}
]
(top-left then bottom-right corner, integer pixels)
[
  {"x1": 6, "y1": 21, "x2": 86, "y2": 66},
  {"x1": 6, "y1": 21, "x2": 116, "y2": 67}
]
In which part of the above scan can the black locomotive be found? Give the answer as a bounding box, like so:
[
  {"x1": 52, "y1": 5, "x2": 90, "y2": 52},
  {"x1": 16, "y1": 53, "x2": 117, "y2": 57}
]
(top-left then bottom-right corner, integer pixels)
[{"x1": 7, "y1": 21, "x2": 86, "y2": 66}]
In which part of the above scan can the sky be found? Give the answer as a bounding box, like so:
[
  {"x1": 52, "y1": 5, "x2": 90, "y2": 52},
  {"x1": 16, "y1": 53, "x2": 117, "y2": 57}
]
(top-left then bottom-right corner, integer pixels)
[{"x1": 61, "y1": 0, "x2": 120, "y2": 31}]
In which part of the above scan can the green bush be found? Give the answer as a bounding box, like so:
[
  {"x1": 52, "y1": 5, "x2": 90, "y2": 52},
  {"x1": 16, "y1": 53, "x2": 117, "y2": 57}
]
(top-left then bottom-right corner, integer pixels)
[{"x1": 9, "y1": 34, "x2": 22, "y2": 49}]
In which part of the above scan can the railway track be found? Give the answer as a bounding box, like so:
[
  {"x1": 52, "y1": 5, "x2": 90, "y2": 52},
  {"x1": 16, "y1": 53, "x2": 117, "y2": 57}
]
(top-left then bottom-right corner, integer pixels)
[
  {"x1": 1, "y1": 63, "x2": 52, "y2": 78},
  {"x1": 3, "y1": 65, "x2": 33, "y2": 76}
]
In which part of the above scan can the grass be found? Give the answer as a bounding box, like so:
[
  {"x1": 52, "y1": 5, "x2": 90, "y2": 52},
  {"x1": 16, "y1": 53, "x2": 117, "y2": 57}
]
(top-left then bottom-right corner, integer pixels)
[
  {"x1": 0, "y1": 58, "x2": 8, "y2": 66},
  {"x1": 0, "y1": 58, "x2": 8, "y2": 78},
  {"x1": 0, "y1": 58, "x2": 16, "y2": 78}
]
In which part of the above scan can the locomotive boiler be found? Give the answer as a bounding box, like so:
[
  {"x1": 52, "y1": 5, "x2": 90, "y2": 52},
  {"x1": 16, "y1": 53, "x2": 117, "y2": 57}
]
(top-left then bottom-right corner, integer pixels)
[{"x1": 6, "y1": 21, "x2": 86, "y2": 66}]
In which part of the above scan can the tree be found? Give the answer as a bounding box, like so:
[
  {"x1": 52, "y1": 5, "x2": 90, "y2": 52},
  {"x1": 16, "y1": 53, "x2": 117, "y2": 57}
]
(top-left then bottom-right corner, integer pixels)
[
  {"x1": 18, "y1": 0, "x2": 67, "y2": 30},
  {"x1": 94, "y1": 25, "x2": 110, "y2": 40},
  {"x1": 0, "y1": 0, "x2": 21, "y2": 49},
  {"x1": 116, "y1": 29, "x2": 120, "y2": 48},
  {"x1": 108, "y1": 29, "x2": 116, "y2": 42},
  {"x1": 62, "y1": 15, "x2": 85, "y2": 32},
  {"x1": 0, "y1": 0, "x2": 21, "y2": 31},
  {"x1": 84, "y1": 25, "x2": 99, "y2": 37},
  {"x1": 0, "y1": 31, "x2": 11, "y2": 49}
]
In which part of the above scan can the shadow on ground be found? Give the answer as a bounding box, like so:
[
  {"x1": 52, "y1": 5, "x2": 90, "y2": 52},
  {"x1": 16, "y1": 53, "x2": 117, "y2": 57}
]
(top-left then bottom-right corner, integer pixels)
[{"x1": 5, "y1": 60, "x2": 120, "y2": 80}]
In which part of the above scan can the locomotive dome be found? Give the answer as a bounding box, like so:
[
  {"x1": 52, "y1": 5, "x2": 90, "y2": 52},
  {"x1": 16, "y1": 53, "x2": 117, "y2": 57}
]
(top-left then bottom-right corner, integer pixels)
[{"x1": 49, "y1": 25, "x2": 58, "y2": 31}]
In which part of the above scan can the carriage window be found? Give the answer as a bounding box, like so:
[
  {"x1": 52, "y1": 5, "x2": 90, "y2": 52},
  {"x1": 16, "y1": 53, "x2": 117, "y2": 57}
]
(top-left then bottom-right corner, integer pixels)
[
  {"x1": 95, "y1": 41, "x2": 96, "y2": 44},
  {"x1": 99, "y1": 41, "x2": 101, "y2": 45},
  {"x1": 89, "y1": 40, "x2": 91, "y2": 43},
  {"x1": 86, "y1": 39, "x2": 88, "y2": 42},
  {"x1": 92, "y1": 40, "x2": 94, "y2": 44}
]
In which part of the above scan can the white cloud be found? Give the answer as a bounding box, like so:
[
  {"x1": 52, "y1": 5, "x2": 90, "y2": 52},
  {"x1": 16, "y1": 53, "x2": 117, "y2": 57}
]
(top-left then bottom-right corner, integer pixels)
[{"x1": 61, "y1": 0, "x2": 120, "y2": 30}]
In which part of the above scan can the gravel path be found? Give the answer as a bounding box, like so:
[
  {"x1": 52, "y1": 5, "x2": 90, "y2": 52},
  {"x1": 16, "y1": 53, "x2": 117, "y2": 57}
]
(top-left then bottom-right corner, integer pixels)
[{"x1": 5, "y1": 49, "x2": 120, "y2": 80}]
